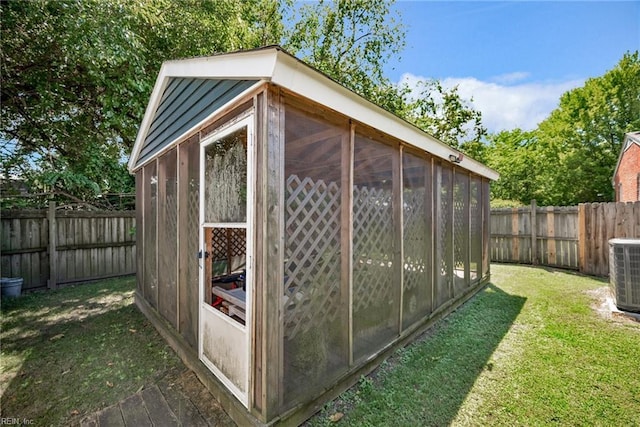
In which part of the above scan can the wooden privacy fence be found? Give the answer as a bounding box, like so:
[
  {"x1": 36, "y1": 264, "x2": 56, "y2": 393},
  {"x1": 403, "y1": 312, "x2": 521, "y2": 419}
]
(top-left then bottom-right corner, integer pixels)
[
  {"x1": 1, "y1": 203, "x2": 136, "y2": 291},
  {"x1": 491, "y1": 201, "x2": 640, "y2": 276}
]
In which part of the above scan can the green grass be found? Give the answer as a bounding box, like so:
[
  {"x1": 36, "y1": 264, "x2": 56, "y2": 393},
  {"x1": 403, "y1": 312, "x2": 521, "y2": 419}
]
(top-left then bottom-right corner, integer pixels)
[
  {"x1": 307, "y1": 264, "x2": 640, "y2": 426},
  {"x1": 2, "y1": 266, "x2": 639, "y2": 426},
  {"x1": 0, "y1": 277, "x2": 182, "y2": 426}
]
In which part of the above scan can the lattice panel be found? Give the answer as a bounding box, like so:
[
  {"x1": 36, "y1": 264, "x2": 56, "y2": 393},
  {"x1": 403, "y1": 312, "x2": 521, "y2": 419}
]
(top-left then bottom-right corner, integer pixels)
[
  {"x1": 166, "y1": 191, "x2": 178, "y2": 240},
  {"x1": 403, "y1": 189, "x2": 426, "y2": 292},
  {"x1": 454, "y1": 181, "x2": 466, "y2": 272},
  {"x1": 470, "y1": 181, "x2": 481, "y2": 278},
  {"x1": 187, "y1": 180, "x2": 199, "y2": 256},
  {"x1": 439, "y1": 185, "x2": 451, "y2": 277},
  {"x1": 211, "y1": 228, "x2": 246, "y2": 262},
  {"x1": 284, "y1": 175, "x2": 342, "y2": 339},
  {"x1": 470, "y1": 186, "x2": 480, "y2": 238},
  {"x1": 353, "y1": 185, "x2": 394, "y2": 312}
]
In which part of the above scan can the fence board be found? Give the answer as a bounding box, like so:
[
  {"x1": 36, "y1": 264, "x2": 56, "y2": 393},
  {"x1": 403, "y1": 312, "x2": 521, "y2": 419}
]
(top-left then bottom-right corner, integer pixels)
[
  {"x1": 1, "y1": 207, "x2": 136, "y2": 291},
  {"x1": 491, "y1": 208, "x2": 521, "y2": 263},
  {"x1": 579, "y1": 202, "x2": 640, "y2": 276},
  {"x1": 491, "y1": 201, "x2": 640, "y2": 276}
]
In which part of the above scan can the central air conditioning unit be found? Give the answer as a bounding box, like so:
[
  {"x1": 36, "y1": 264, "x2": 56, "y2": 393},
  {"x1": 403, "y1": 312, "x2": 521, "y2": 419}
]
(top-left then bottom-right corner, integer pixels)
[{"x1": 609, "y1": 238, "x2": 640, "y2": 313}]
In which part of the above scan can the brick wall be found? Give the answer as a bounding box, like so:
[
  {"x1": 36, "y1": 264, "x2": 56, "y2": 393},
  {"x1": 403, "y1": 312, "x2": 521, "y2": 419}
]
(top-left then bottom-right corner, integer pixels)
[{"x1": 614, "y1": 142, "x2": 640, "y2": 202}]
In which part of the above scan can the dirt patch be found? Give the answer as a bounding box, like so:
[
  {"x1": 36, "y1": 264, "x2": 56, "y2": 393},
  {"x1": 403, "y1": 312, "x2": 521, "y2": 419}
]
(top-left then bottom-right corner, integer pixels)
[{"x1": 587, "y1": 287, "x2": 640, "y2": 323}]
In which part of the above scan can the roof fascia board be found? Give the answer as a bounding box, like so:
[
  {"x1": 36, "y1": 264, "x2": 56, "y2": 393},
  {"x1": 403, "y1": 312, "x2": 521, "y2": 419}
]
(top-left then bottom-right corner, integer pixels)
[
  {"x1": 161, "y1": 48, "x2": 278, "y2": 79},
  {"x1": 130, "y1": 46, "x2": 498, "y2": 179},
  {"x1": 128, "y1": 63, "x2": 170, "y2": 172},
  {"x1": 270, "y1": 50, "x2": 499, "y2": 180}
]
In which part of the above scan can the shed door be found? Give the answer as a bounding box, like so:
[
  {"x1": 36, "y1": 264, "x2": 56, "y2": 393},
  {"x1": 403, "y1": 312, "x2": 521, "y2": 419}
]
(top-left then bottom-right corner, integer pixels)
[{"x1": 199, "y1": 115, "x2": 254, "y2": 407}]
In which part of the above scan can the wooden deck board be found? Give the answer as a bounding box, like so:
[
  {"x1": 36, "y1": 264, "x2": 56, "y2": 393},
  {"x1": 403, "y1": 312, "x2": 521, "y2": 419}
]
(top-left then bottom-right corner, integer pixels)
[
  {"x1": 97, "y1": 405, "x2": 125, "y2": 426},
  {"x1": 175, "y1": 371, "x2": 236, "y2": 427},
  {"x1": 119, "y1": 394, "x2": 152, "y2": 427},
  {"x1": 157, "y1": 376, "x2": 209, "y2": 427},
  {"x1": 80, "y1": 369, "x2": 234, "y2": 427},
  {"x1": 140, "y1": 385, "x2": 179, "y2": 427}
]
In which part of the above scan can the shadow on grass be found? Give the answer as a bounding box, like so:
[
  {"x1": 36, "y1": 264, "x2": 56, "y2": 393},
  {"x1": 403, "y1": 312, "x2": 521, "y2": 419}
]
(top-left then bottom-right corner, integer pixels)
[
  {"x1": 309, "y1": 283, "x2": 527, "y2": 426},
  {"x1": 0, "y1": 278, "x2": 181, "y2": 426}
]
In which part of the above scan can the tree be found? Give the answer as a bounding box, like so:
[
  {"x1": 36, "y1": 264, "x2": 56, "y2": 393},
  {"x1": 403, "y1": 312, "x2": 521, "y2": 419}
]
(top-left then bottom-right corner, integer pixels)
[
  {"x1": 403, "y1": 79, "x2": 487, "y2": 152},
  {"x1": 1, "y1": 0, "x2": 282, "y2": 208},
  {"x1": 283, "y1": 1, "x2": 487, "y2": 148},
  {"x1": 533, "y1": 51, "x2": 640, "y2": 205},
  {"x1": 483, "y1": 129, "x2": 539, "y2": 204},
  {"x1": 283, "y1": 0, "x2": 407, "y2": 114},
  {"x1": 481, "y1": 51, "x2": 640, "y2": 206},
  {"x1": 2, "y1": 0, "x2": 487, "y2": 208}
]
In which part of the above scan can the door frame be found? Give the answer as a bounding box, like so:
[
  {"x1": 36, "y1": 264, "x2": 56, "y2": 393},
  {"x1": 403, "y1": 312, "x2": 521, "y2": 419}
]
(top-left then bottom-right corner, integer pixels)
[{"x1": 198, "y1": 113, "x2": 255, "y2": 407}]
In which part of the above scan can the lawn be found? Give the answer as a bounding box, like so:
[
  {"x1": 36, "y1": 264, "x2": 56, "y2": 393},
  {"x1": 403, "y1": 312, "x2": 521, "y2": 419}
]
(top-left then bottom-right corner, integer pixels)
[
  {"x1": 1, "y1": 266, "x2": 639, "y2": 426},
  {"x1": 0, "y1": 276, "x2": 182, "y2": 426},
  {"x1": 307, "y1": 264, "x2": 640, "y2": 426}
]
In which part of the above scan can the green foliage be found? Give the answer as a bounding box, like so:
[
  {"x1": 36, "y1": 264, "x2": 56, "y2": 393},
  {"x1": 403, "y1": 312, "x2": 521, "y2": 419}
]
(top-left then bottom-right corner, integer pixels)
[
  {"x1": 490, "y1": 198, "x2": 526, "y2": 209},
  {"x1": 2, "y1": 0, "x2": 488, "y2": 209},
  {"x1": 404, "y1": 80, "x2": 487, "y2": 151},
  {"x1": 534, "y1": 51, "x2": 640, "y2": 205},
  {"x1": 1, "y1": 0, "x2": 282, "y2": 208},
  {"x1": 483, "y1": 129, "x2": 539, "y2": 203},
  {"x1": 284, "y1": 0, "x2": 407, "y2": 114},
  {"x1": 485, "y1": 51, "x2": 640, "y2": 206},
  {"x1": 283, "y1": 0, "x2": 487, "y2": 150}
]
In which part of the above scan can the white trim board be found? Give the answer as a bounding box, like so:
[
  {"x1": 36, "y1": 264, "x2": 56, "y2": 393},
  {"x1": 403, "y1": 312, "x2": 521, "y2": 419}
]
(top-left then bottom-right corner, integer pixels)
[{"x1": 129, "y1": 46, "x2": 499, "y2": 181}]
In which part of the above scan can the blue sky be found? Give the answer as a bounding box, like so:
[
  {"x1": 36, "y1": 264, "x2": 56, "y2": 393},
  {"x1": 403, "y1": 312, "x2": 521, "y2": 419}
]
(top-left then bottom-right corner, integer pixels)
[{"x1": 386, "y1": 1, "x2": 640, "y2": 133}]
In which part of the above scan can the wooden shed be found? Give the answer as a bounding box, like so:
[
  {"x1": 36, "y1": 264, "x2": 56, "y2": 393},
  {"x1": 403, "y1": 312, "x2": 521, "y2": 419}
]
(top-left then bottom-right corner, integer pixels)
[{"x1": 128, "y1": 46, "x2": 498, "y2": 425}]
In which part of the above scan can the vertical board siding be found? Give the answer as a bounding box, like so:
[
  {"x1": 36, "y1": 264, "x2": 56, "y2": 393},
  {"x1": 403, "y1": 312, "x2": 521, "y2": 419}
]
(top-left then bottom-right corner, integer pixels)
[
  {"x1": 143, "y1": 161, "x2": 159, "y2": 307},
  {"x1": 490, "y1": 201, "x2": 640, "y2": 276},
  {"x1": 1, "y1": 211, "x2": 48, "y2": 289},
  {"x1": 580, "y1": 202, "x2": 640, "y2": 276},
  {"x1": 491, "y1": 207, "x2": 533, "y2": 264},
  {"x1": 491, "y1": 205, "x2": 578, "y2": 269},
  {"x1": 158, "y1": 148, "x2": 178, "y2": 328},
  {"x1": 178, "y1": 135, "x2": 200, "y2": 348},
  {"x1": 136, "y1": 79, "x2": 257, "y2": 167},
  {"x1": 1, "y1": 209, "x2": 136, "y2": 291},
  {"x1": 136, "y1": 170, "x2": 144, "y2": 295}
]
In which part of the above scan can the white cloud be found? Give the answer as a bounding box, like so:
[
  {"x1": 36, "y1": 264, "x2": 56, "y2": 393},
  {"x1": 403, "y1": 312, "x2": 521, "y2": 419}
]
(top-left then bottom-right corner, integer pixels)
[
  {"x1": 399, "y1": 72, "x2": 584, "y2": 133},
  {"x1": 490, "y1": 71, "x2": 530, "y2": 85}
]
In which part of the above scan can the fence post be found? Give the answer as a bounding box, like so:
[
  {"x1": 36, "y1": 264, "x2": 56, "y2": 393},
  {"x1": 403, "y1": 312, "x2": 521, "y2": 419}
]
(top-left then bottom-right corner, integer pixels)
[
  {"x1": 546, "y1": 206, "x2": 557, "y2": 265},
  {"x1": 577, "y1": 203, "x2": 586, "y2": 273},
  {"x1": 511, "y1": 207, "x2": 519, "y2": 262},
  {"x1": 531, "y1": 200, "x2": 537, "y2": 265},
  {"x1": 48, "y1": 201, "x2": 57, "y2": 289}
]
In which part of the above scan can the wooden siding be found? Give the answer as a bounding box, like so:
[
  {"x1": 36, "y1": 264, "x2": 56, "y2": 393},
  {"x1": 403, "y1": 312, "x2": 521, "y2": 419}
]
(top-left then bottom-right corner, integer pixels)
[
  {"x1": 491, "y1": 201, "x2": 640, "y2": 275},
  {"x1": 158, "y1": 148, "x2": 178, "y2": 328},
  {"x1": 136, "y1": 79, "x2": 256, "y2": 167},
  {"x1": 1, "y1": 206, "x2": 135, "y2": 291},
  {"x1": 178, "y1": 135, "x2": 200, "y2": 348},
  {"x1": 134, "y1": 82, "x2": 494, "y2": 425},
  {"x1": 262, "y1": 84, "x2": 285, "y2": 419},
  {"x1": 579, "y1": 202, "x2": 640, "y2": 276}
]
